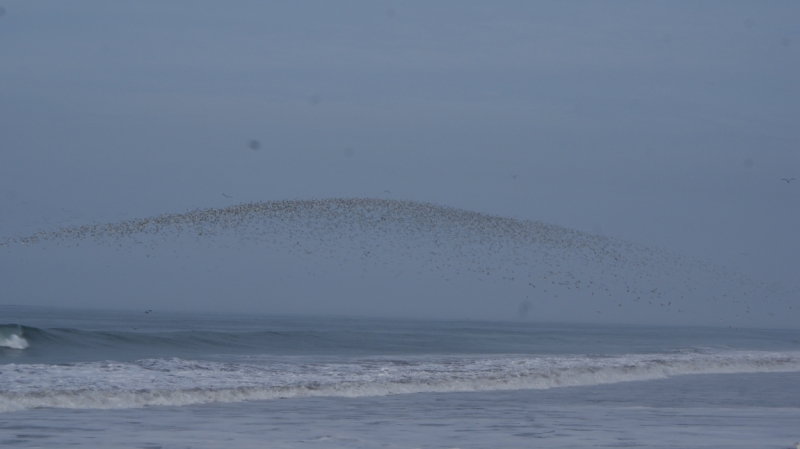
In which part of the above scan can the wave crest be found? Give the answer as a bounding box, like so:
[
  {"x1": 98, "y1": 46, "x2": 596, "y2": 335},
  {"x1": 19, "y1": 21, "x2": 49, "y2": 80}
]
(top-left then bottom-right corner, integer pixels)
[
  {"x1": 2, "y1": 350, "x2": 799, "y2": 412},
  {"x1": 0, "y1": 325, "x2": 29, "y2": 350}
]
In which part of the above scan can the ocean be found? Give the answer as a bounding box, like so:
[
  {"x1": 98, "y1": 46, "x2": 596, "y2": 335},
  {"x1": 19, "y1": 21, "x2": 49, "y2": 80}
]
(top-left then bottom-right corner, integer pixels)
[{"x1": 2, "y1": 305, "x2": 800, "y2": 448}]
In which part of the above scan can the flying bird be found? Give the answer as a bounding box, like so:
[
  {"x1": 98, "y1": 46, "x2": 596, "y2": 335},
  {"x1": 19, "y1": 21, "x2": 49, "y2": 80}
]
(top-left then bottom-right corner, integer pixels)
[
  {"x1": 781, "y1": 178, "x2": 795, "y2": 183},
  {"x1": 222, "y1": 193, "x2": 233, "y2": 199}
]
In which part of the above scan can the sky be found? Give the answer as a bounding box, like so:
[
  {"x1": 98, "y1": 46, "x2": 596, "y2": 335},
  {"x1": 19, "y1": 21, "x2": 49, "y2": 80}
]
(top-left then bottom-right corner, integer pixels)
[{"x1": 0, "y1": 1, "x2": 798, "y2": 323}]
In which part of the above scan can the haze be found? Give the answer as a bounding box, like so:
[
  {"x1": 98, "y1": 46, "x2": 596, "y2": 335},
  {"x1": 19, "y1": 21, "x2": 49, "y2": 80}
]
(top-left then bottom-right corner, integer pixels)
[{"x1": 0, "y1": 2, "x2": 798, "y2": 325}]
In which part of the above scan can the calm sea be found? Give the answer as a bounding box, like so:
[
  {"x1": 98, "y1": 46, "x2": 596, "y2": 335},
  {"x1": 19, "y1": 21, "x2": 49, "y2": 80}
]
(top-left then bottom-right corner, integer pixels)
[{"x1": 2, "y1": 305, "x2": 800, "y2": 448}]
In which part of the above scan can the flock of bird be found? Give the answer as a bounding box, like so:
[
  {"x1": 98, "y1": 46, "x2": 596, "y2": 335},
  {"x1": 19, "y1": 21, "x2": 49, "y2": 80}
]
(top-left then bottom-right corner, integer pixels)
[{"x1": 2, "y1": 198, "x2": 796, "y2": 325}]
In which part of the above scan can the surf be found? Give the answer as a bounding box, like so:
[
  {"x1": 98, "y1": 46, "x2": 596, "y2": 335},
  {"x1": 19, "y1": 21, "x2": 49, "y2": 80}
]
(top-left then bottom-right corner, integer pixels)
[
  {"x1": 0, "y1": 324, "x2": 28, "y2": 350},
  {"x1": 2, "y1": 350, "x2": 799, "y2": 412}
]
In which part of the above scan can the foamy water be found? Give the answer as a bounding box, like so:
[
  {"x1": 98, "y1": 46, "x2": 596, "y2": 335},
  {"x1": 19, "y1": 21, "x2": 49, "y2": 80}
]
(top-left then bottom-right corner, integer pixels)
[
  {"x1": 0, "y1": 324, "x2": 28, "y2": 350},
  {"x1": 2, "y1": 351, "x2": 800, "y2": 412},
  {"x1": 3, "y1": 306, "x2": 800, "y2": 448}
]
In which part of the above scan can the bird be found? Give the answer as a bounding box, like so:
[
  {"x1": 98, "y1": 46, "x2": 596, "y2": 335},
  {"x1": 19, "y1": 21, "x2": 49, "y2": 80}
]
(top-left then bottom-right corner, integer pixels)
[
  {"x1": 782, "y1": 178, "x2": 796, "y2": 183},
  {"x1": 10, "y1": 196, "x2": 792, "y2": 328}
]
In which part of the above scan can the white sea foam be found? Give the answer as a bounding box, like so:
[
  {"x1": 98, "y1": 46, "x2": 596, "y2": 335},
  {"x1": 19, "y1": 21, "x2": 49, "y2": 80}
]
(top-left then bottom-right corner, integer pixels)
[
  {"x1": 0, "y1": 324, "x2": 28, "y2": 349},
  {"x1": 0, "y1": 333, "x2": 28, "y2": 350},
  {"x1": 2, "y1": 350, "x2": 799, "y2": 412}
]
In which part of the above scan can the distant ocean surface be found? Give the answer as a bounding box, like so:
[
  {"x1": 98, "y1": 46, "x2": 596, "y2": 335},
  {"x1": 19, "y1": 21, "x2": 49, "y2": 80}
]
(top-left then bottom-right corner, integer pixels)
[{"x1": 2, "y1": 305, "x2": 800, "y2": 448}]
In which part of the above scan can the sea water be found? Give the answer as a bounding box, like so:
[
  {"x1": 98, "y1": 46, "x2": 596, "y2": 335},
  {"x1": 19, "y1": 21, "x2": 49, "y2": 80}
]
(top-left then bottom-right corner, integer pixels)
[{"x1": 2, "y1": 305, "x2": 800, "y2": 448}]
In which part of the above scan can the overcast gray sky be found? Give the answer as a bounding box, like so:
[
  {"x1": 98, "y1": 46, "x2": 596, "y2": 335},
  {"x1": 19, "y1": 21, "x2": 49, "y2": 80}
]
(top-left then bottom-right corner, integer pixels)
[{"x1": 0, "y1": 1, "x2": 798, "y2": 323}]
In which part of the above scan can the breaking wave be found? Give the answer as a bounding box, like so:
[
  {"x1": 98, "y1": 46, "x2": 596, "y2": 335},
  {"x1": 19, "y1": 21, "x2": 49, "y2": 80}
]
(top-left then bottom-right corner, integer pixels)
[
  {"x1": 0, "y1": 324, "x2": 29, "y2": 350},
  {"x1": 2, "y1": 350, "x2": 799, "y2": 412}
]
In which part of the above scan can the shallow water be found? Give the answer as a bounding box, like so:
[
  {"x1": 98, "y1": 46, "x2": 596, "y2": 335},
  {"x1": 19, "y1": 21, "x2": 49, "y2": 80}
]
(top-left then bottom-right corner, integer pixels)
[{"x1": 2, "y1": 305, "x2": 800, "y2": 448}]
